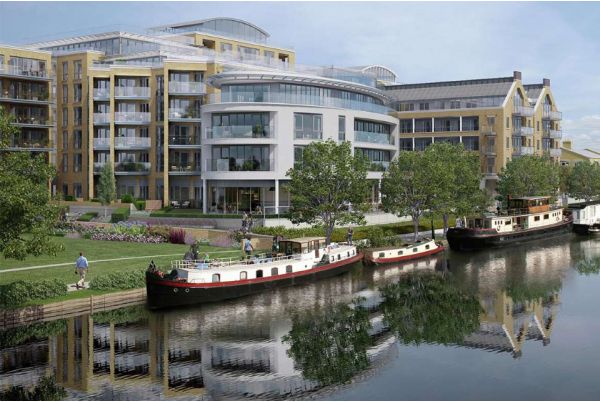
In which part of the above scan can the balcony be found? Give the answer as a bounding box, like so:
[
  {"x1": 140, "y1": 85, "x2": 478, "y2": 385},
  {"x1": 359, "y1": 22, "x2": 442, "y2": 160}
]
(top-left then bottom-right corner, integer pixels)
[
  {"x1": 482, "y1": 129, "x2": 496, "y2": 137},
  {"x1": 294, "y1": 131, "x2": 323, "y2": 140},
  {"x1": 206, "y1": 125, "x2": 274, "y2": 139},
  {"x1": 114, "y1": 137, "x2": 151, "y2": 149},
  {"x1": 169, "y1": 163, "x2": 201, "y2": 175},
  {"x1": 93, "y1": 113, "x2": 111, "y2": 125},
  {"x1": 114, "y1": 86, "x2": 150, "y2": 99},
  {"x1": 93, "y1": 137, "x2": 110, "y2": 149},
  {"x1": 482, "y1": 145, "x2": 496, "y2": 156},
  {"x1": 543, "y1": 109, "x2": 562, "y2": 120},
  {"x1": 0, "y1": 64, "x2": 50, "y2": 80},
  {"x1": 93, "y1": 88, "x2": 110, "y2": 100},
  {"x1": 513, "y1": 146, "x2": 535, "y2": 156},
  {"x1": 544, "y1": 129, "x2": 562, "y2": 139},
  {"x1": 5, "y1": 138, "x2": 53, "y2": 150},
  {"x1": 0, "y1": 90, "x2": 50, "y2": 104},
  {"x1": 93, "y1": 162, "x2": 106, "y2": 173},
  {"x1": 209, "y1": 158, "x2": 272, "y2": 172},
  {"x1": 168, "y1": 108, "x2": 202, "y2": 122},
  {"x1": 114, "y1": 112, "x2": 151, "y2": 125},
  {"x1": 368, "y1": 161, "x2": 390, "y2": 172},
  {"x1": 549, "y1": 148, "x2": 561, "y2": 157},
  {"x1": 513, "y1": 127, "x2": 534, "y2": 136},
  {"x1": 11, "y1": 116, "x2": 52, "y2": 127},
  {"x1": 168, "y1": 134, "x2": 201, "y2": 147},
  {"x1": 354, "y1": 131, "x2": 395, "y2": 146},
  {"x1": 168, "y1": 81, "x2": 207, "y2": 95},
  {"x1": 513, "y1": 105, "x2": 534, "y2": 117},
  {"x1": 114, "y1": 161, "x2": 151, "y2": 174}
]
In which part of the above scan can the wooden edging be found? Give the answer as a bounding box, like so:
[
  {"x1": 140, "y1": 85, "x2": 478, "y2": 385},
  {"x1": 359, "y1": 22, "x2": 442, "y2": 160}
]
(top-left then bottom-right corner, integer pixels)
[{"x1": 0, "y1": 288, "x2": 147, "y2": 329}]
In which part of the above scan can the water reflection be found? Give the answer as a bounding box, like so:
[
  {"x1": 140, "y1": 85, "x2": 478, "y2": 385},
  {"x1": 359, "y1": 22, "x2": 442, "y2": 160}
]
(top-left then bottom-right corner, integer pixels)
[{"x1": 1, "y1": 237, "x2": 596, "y2": 400}]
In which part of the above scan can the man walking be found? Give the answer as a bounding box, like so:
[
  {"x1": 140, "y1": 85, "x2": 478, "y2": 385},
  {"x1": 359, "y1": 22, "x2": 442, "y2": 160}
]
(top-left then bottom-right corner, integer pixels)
[
  {"x1": 346, "y1": 228, "x2": 354, "y2": 245},
  {"x1": 75, "y1": 252, "x2": 89, "y2": 289},
  {"x1": 244, "y1": 236, "x2": 254, "y2": 258}
]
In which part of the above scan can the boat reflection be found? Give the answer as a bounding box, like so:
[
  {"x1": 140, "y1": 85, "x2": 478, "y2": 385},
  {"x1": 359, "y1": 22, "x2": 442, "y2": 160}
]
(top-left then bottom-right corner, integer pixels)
[{"x1": 1, "y1": 238, "x2": 588, "y2": 400}]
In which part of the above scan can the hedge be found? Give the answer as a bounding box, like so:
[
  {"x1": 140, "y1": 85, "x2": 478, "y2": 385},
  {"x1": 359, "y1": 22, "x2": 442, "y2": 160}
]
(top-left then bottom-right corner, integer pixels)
[
  {"x1": 0, "y1": 319, "x2": 67, "y2": 349},
  {"x1": 110, "y1": 206, "x2": 131, "y2": 223},
  {"x1": 150, "y1": 210, "x2": 289, "y2": 219},
  {"x1": 0, "y1": 279, "x2": 68, "y2": 308},
  {"x1": 77, "y1": 212, "x2": 98, "y2": 222},
  {"x1": 134, "y1": 200, "x2": 146, "y2": 211},
  {"x1": 89, "y1": 268, "x2": 146, "y2": 291},
  {"x1": 92, "y1": 305, "x2": 149, "y2": 325}
]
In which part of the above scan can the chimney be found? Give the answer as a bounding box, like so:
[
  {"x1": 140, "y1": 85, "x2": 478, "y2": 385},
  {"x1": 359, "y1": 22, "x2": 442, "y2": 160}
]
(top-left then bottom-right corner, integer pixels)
[
  {"x1": 513, "y1": 70, "x2": 522, "y2": 80},
  {"x1": 543, "y1": 78, "x2": 551, "y2": 87}
]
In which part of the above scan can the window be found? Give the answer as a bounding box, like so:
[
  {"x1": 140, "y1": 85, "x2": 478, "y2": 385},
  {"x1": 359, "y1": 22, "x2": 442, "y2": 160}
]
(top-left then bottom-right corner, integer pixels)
[
  {"x1": 62, "y1": 107, "x2": 68, "y2": 126},
  {"x1": 62, "y1": 184, "x2": 68, "y2": 198},
  {"x1": 338, "y1": 116, "x2": 346, "y2": 141},
  {"x1": 397, "y1": 250, "x2": 403, "y2": 256},
  {"x1": 271, "y1": 267, "x2": 278, "y2": 276},
  {"x1": 450, "y1": 101, "x2": 461, "y2": 109},
  {"x1": 544, "y1": 214, "x2": 549, "y2": 220},
  {"x1": 413, "y1": 248, "x2": 418, "y2": 252},
  {"x1": 462, "y1": 116, "x2": 479, "y2": 131},
  {"x1": 62, "y1": 154, "x2": 68, "y2": 173},
  {"x1": 240, "y1": 271, "x2": 247, "y2": 280},
  {"x1": 211, "y1": 145, "x2": 270, "y2": 171},
  {"x1": 286, "y1": 265, "x2": 293, "y2": 273},
  {"x1": 74, "y1": 83, "x2": 82, "y2": 102},
  {"x1": 419, "y1": 102, "x2": 429, "y2": 110},
  {"x1": 400, "y1": 119, "x2": 413, "y2": 133},
  {"x1": 414, "y1": 137, "x2": 432, "y2": 151},
  {"x1": 62, "y1": 130, "x2": 68, "y2": 150},
  {"x1": 414, "y1": 118, "x2": 432, "y2": 133},
  {"x1": 73, "y1": 60, "x2": 82, "y2": 80},
  {"x1": 73, "y1": 107, "x2": 82, "y2": 126},
  {"x1": 506, "y1": 137, "x2": 510, "y2": 148},
  {"x1": 212, "y1": 273, "x2": 220, "y2": 282},
  {"x1": 398, "y1": 103, "x2": 414, "y2": 111},
  {"x1": 62, "y1": 84, "x2": 68, "y2": 103},
  {"x1": 534, "y1": 216, "x2": 540, "y2": 222},
  {"x1": 506, "y1": 117, "x2": 510, "y2": 129},
  {"x1": 220, "y1": 43, "x2": 233, "y2": 52},
  {"x1": 73, "y1": 154, "x2": 82, "y2": 172},
  {"x1": 294, "y1": 113, "x2": 322, "y2": 139},
  {"x1": 294, "y1": 146, "x2": 305, "y2": 167},
  {"x1": 400, "y1": 138, "x2": 413, "y2": 151},
  {"x1": 434, "y1": 117, "x2": 459, "y2": 132},
  {"x1": 462, "y1": 136, "x2": 479, "y2": 151},
  {"x1": 62, "y1": 61, "x2": 68, "y2": 81},
  {"x1": 74, "y1": 130, "x2": 82, "y2": 149},
  {"x1": 256, "y1": 270, "x2": 263, "y2": 278}
]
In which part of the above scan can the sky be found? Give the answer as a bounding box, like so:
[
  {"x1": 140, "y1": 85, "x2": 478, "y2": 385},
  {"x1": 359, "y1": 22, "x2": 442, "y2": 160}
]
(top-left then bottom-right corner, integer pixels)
[{"x1": 1, "y1": 1, "x2": 599, "y2": 149}]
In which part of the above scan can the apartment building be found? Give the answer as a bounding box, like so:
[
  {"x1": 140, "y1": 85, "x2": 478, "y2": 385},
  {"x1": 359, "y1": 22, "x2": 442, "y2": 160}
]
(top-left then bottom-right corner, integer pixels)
[
  {"x1": 383, "y1": 71, "x2": 562, "y2": 192},
  {"x1": 1, "y1": 17, "x2": 562, "y2": 207}
]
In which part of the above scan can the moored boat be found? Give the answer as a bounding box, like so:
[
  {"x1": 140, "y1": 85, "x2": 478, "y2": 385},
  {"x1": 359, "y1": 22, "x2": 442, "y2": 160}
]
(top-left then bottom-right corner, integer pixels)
[
  {"x1": 568, "y1": 201, "x2": 600, "y2": 235},
  {"x1": 146, "y1": 237, "x2": 362, "y2": 309},
  {"x1": 447, "y1": 196, "x2": 572, "y2": 252},
  {"x1": 363, "y1": 238, "x2": 444, "y2": 265}
]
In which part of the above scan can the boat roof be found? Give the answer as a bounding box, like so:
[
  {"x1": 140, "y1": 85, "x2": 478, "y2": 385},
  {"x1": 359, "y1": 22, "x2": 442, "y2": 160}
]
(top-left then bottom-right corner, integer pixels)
[
  {"x1": 568, "y1": 200, "x2": 600, "y2": 209},
  {"x1": 511, "y1": 196, "x2": 551, "y2": 201},
  {"x1": 284, "y1": 236, "x2": 327, "y2": 243}
]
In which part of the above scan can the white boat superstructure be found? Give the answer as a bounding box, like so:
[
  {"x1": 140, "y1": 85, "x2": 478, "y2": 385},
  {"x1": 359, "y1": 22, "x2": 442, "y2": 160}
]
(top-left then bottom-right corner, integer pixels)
[{"x1": 569, "y1": 201, "x2": 600, "y2": 234}]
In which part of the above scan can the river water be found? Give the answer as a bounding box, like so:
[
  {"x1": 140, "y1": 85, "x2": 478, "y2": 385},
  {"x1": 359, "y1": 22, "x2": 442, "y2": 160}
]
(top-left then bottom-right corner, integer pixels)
[{"x1": 2, "y1": 234, "x2": 600, "y2": 400}]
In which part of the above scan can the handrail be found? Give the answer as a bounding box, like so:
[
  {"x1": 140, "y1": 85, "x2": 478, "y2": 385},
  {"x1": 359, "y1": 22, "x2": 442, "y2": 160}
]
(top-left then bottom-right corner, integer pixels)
[{"x1": 171, "y1": 253, "x2": 304, "y2": 269}]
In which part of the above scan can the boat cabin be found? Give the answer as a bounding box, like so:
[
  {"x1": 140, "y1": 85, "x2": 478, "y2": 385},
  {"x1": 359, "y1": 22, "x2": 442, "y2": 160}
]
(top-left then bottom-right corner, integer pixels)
[
  {"x1": 508, "y1": 196, "x2": 551, "y2": 214},
  {"x1": 569, "y1": 201, "x2": 600, "y2": 226},
  {"x1": 279, "y1": 237, "x2": 328, "y2": 258}
]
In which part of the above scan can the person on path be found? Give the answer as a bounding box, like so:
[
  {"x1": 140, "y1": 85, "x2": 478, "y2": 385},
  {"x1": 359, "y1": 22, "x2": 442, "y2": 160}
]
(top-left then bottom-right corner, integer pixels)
[
  {"x1": 241, "y1": 212, "x2": 248, "y2": 232},
  {"x1": 75, "y1": 252, "x2": 89, "y2": 289},
  {"x1": 248, "y1": 215, "x2": 254, "y2": 232},
  {"x1": 346, "y1": 228, "x2": 354, "y2": 245},
  {"x1": 244, "y1": 237, "x2": 254, "y2": 258}
]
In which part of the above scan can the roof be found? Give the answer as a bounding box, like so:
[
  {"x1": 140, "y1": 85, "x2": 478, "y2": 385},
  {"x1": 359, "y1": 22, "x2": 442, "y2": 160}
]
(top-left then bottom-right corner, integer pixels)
[
  {"x1": 149, "y1": 17, "x2": 270, "y2": 38},
  {"x1": 383, "y1": 76, "x2": 514, "y2": 102},
  {"x1": 568, "y1": 200, "x2": 600, "y2": 209},
  {"x1": 511, "y1": 196, "x2": 551, "y2": 201},
  {"x1": 524, "y1": 84, "x2": 544, "y2": 103},
  {"x1": 285, "y1": 237, "x2": 326, "y2": 243},
  {"x1": 561, "y1": 147, "x2": 600, "y2": 160}
]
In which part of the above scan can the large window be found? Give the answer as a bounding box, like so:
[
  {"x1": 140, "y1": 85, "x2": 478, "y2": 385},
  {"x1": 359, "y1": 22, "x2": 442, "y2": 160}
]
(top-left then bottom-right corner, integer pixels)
[
  {"x1": 356, "y1": 148, "x2": 391, "y2": 171},
  {"x1": 462, "y1": 136, "x2": 479, "y2": 151},
  {"x1": 211, "y1": 145, "x2": 270, "y2": 171},
  {"x1": 211, "y1": 112, "x2": 270, "y2": 138},
  {"x1": 294, "y1": 113, "x2": 322, "y2": 140},
  {"x1": 8, "y1": 56, "x2": 47, "y2": 77},
  {"x1": 73, "y1": 153, "x2": 82, "y2": 172},
  {"x1": 414, "y1": 119, "x2": 432, "y2": 133},
  {"x1": 400, "y1": 119, "x2": 413, "y2": 133},
  {"x1": 354, "y1": 119, "x2": 392, "y2": 144},
  {"x1": 294, "y1": 145, "x2": 306, "y2": 167},
  {"x1": 434, "y1": 117, "x2": 459, "y2": 132},
  {"x1": 462, "y1": 116, "x2": 479, "y2": 131},
  {"x1": 414, "y1": 137, "x2": 432, "y2": 151},
  {"x1": 400, "y1": 138, "x2": 413, "y2": 151},
  {"x1": 338, "y1": 116, "x2": 346, "y2": 141}
]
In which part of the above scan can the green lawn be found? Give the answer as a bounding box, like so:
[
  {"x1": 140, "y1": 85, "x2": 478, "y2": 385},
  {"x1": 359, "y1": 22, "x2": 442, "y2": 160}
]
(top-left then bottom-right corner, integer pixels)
[{"x1": 0, "y1": 237, "x2": 242, "y2": 285}]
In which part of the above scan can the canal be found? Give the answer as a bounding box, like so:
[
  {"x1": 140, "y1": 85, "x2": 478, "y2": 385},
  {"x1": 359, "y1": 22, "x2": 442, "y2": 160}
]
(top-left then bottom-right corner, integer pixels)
[{"x1": 2, "y1": 234, "x2": 600, "y2": 400}]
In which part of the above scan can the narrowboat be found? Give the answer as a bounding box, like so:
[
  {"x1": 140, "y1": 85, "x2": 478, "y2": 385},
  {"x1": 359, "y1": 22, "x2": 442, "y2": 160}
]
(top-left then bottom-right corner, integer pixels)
[
  {"x1": 568, "y1": 201, "x2": 600, "y2": 235},
  {"x1": 447, "y1": 196, "x2": 572, "y2": 252},
  {"x1": 363, "y1": 238, "x2": 444, "y2": 265},
  {"x1": 146, "y1": 237, "x2": 362, "y2": 309}
]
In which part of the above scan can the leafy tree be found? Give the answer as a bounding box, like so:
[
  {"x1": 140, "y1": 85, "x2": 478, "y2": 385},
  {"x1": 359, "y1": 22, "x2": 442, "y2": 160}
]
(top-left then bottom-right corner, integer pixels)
[
  {"x1": 567, "y1": 161, "x2": 600, "y2": 202},
  {"x1": 97, "y1": 162, "x2": 116, "y2": 217},
  {"x1": 496, "y1": 155, "x2": 560, "y2": 206},
  {"x1": 282, "y1": 300, "x2": 373, "y2": 386},
  {"x1": 0, "y1": 106, "x2": 63, "y2": 260},
  {"x1": 559, "y1": 164, "x2": 573, "y2": 205},
  {"x1": 0, "y1": 375, "x2": 67, "y2": 400},
  {"x1": 381, "y1": 272, "x2": 481, "y2": 345},
  {"x1": 285, "y1": 140, "x2": 370, "y2": 244}
]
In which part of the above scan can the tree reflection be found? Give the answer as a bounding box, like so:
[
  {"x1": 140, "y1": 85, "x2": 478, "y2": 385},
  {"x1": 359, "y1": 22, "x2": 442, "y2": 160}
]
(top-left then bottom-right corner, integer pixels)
[
  {"x1": 0, "y1": 376, "x2": 66, "y2": 401},
  {"x1": 575, "y1": 256, "x2": 600, "y2": 276},
  {"x1": 381, "y1": 273, "x2": 481, "y2": 345},
  {"x1": 282, "y1": 300, "x2": 373, "y2": 386}
]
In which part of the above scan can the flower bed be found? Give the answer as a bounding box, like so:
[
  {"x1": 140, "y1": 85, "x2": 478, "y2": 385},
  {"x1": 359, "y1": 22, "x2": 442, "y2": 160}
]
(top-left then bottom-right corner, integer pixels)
[{"x1": 76, "y1": 222, "x2": 169, "y2": 244}]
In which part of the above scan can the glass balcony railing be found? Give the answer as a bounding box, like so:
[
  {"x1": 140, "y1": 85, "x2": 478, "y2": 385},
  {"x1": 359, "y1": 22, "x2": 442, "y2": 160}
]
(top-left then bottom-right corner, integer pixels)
[
  {"x1": 294, "y1": 130, "x2": 322, "y2": 140},
  {"x1": 481, "y1": 129, "x2": 496, "y2": 136},
  {"x1": 114, "y1": 112, "x2": 151, "y2": 124},
  {"x1": 206, "y1": 125, "x2": 274, "y2": 139},
  {"x1": 209, "y1": 92, "x2": 391, "y2": 115},
  {"x1": 549, "y1": 148, "x2": 561, "y2": 157},
  {"x1": 114, "y1": 161, "x2": 151, "y2": 173},
  {"x1": 368, "y1": 161, "x2": 390, "y2": 171},
  {"x1": 543, "y1": 109, "x2": 562, "y2": 120},
  {"x1": 168, "y1": 134, "x2": 201, "y2": 146},
  {"x1": 168, "y1": 108, "x2": 201, "y2": 120},
  {"x1": 93, "y1": 88, "x2": 110, "y2": 99},
  {"x1": 169, "y1": 163, "x2": 201, "y2": 173},
  {"x1": 12, "y1": 116, "x2": 51, "y2": 126},
  {"x1": 543, "y1": 129, "x2": 562, "y2": 139},
  {"x1": 513, "y1": 105, "x2": 534, "y2": 116},
  {"x1": 114, "y1": 137, "x2": 151, "y2": 148},
  {"x1": 354, "y1": 130, "x2": 394, "y2": 145},
  {"x1": 93, "y1": 137, "x2": 110, "y2": 148},
  {"x1": 513, "y1": 146, "x2": 535, "y2": 156},
  {"x1": 209, "y1": 158, "x2": 272, "y2": 172},
  {"x1": 7, "y1": 138, "x2": 52, "y2": 149},
  {"x1": 93, "y1": 113, "x2": 111, "y2": 124},
  {"x1": 0, "y1": 64, "x2": 49, "y2": 79},
  {"x1": 93, "y1": 162, "x2": 106, "y2": 173},
  {"x1": 114, "y1": 86, "x2": 150, "y2": 98},
  {"x1": 0, "y1": 90, "x2": 49, "y2": 102},
  {"x1": 168, "y1": 81, "x2": 207, "y2": 95},
  {"x1": 482, "y1": 145, "x2": 496, "y2": 155},
  {"x1": 513, "y1": 127, "x2": 534, "y2": 136}
]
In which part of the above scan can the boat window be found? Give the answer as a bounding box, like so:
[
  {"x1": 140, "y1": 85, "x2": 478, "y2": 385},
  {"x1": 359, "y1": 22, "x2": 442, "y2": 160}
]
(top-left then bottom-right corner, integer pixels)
[
  {"x1": 286, "y1": 265, "x2": 293, "y2": 273},
  {"x1": 331, "y1": 255, "x2": 335, "y2": 261},
  {"x1": 212, "y1": 274, "x2": 220, "y2": 283},
  {"x1": 337, "y1": 254, "x2": 341, "y2": 260},
  {"x1": 425, "y1": 245, "x2": 430, "y2": 249},
  {"x1": 379, "y1": 252, "x2": 385, "y2": 258},
  {"x1": 347, "y1": 251, "x2": 350, "y2": 257},
  {"x1": 398, "y1": 250, "x2": 403, "y2": 256},
  {"x1": 484, "y1": 220, "x2": 491, "y2": 229},
  {"x1": 505, "y1": 220, "x2": 511, "y2": 225},
  {"x1": 534, "y1": 216, "x2": 540, "y2": 221},
  {"x1": 413, "y1": 248, "x2": 418, "y2": 252},
  {"x1": 256, "y1": 270, "x2": 263, "y2": 278},
  {"x1": 240, "y1": 271, "x2": 247, "y2": 280},
  {"x1": 352, "y1": 250, "x2": 355, "y2": 255},
  {"x1": 271, "y1": 267, "x2": 278, "y2": 276},
  {"x1": 544, "y1": 214, "x2": 549, "y2": 219}
]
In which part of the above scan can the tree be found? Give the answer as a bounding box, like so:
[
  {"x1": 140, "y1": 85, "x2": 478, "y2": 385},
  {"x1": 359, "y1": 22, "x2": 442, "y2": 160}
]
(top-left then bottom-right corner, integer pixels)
[
  {"x1": 559, "y1": 164, "x2": 573, "y2": 206},
  {"x1": 497, "y1": 155, "x2": 560, "y2": 205},
  {"x1": 97, "y1": 162, "x2": 116, "y2": 217},
  {"x1": 567, "y1": 161, "x2": 600, "y2": 202},
  {"x1": 0, "y1": 106, "x2": 63, "y2": 260},
  {"x1": 285, "y1": 140, "x2": 370, "y2": 244}
]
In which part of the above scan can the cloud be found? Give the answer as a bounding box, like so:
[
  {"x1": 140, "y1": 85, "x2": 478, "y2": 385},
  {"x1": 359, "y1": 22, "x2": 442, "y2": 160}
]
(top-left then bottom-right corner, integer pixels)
[{"x1": 562, "y1": 115, "x2": 600, "y2": 150}]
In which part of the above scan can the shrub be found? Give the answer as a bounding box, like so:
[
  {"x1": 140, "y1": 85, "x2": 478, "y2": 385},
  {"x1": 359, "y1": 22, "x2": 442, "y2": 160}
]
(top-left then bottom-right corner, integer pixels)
[
  {"x1": 148, "y1": 225, "x2": 171, "y2": 240},
  {"x1": 169, "y1": 228, "x2": 186, "y2": 244},
  {"x1": 110, "y1": 206, "x2": 130, "y2": 223},
  {"x1": 89, "y1": 268, "x2": 146, "y2": 291},
  {"x1": 0, "y1": 279, "x2": 68, "y2": 307},
  {"x1": 90, "y1": 198, "x2": 100, "y2": 203},
  {"x1": 64, "y1": 195, "x2": 76, "y2": 201},
  {"x1": 77, "y1": 212, "x2": 98, "y2": 222},
  {"x1": 121, "y1": 194, "x2": 134, "y2": 203},
  {"x1": 134, "y1": 200, "x2": 146, "y2": 211}
]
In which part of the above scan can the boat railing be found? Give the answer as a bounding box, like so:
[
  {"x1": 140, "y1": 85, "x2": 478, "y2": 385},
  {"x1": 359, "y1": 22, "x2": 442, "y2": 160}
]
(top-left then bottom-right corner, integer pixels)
[
  {"x1": 170, "y1": 253, "x2": 304, "y2": 270},
  {"x1": 496, "y1": 206, "x2": 562, "y2": 217}
]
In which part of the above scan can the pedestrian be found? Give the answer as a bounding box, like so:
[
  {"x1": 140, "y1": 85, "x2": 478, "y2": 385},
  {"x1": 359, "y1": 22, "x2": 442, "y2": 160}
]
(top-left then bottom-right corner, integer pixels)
[
  {"x1": 75, "y1": 252, "x2": 89, "y2": 289},
  {"x1": 244, "y1": 236, "x2": 254, "y2": 258},
  {"x1": 248, "y1": 215, "x2": 254, "y2": 232},
  {"x1": 346, "y1": 228, "x2": 354, "y2": 245},
  {"x1": 241, "y1": 212, "x2": 248, "y2": 232}
]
